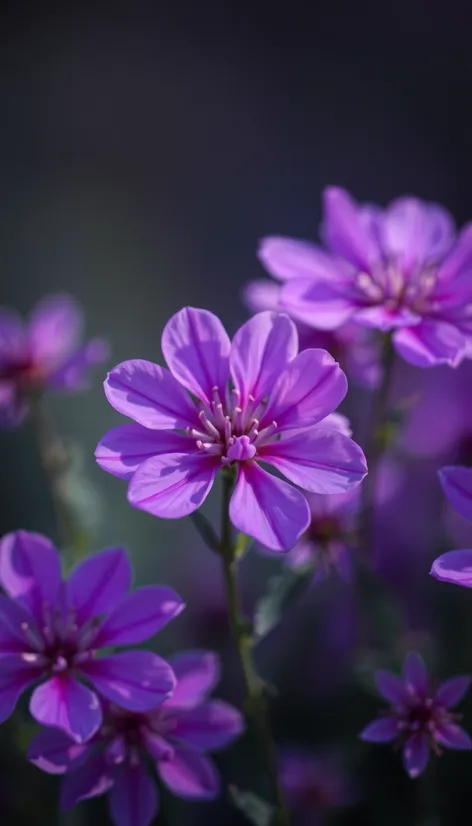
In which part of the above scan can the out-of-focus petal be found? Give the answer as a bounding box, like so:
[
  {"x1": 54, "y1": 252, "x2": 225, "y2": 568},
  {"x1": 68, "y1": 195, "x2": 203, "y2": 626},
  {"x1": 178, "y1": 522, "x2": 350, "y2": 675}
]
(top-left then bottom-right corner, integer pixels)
[
  {"x1": 81, "y1": 651, "x2": 175, "y2": 712},
  {"x1": 354, "y1": 305, "x2": 421, "y2": 331},
  {"x1": 438, "y1": 223, "x2": 472, "y2": 282},
  {"x1": 29, "y1": 675, "x2": 102, "y2": 743},
  {"x1": 29, "y1": 295, "x2": 83, "y2": 366},
  {"x1": 66, "y1": 548, "x2": 131, "y2": 626},
  {"x1": 94, "y1": 586, "x2": 185, "y2": 647},
  {"x1": 374, "y1": 670, "x2": 408, "y2": 704},
  {"x1": 439, "y1": 466, "x2": 472, "y2": 521},
  {"x1": 47, "y1": 337, "x2": 109, "y2": 390},
  {"x1": 165, "y1": 651, "x2": 220, "y2": 710},
  {"x1": 171, "y1": 700, "x2": 244, "y2": 751},
  {"x1": 0, "y1": 595, "x2": 43, "y2": 652},
  {"x1": 0, "y1": 531, "x2": 61, "y2": 621},
  {"x1": 0, "y1": 309, "x2": 27, "y2": 363},
  {"x1": 359, "y1": 717, "x2": 398, "y2": 742},
  {"x1": 322, "y1": 187, "x2": 382, "y2": 269},
  {"x1": 430, "y1": 549, "x2": 472, "y2": 587},
  {"x1": 435, "y1": 676, "x2": 471, "y2": 708},
  {"x1": 403, "y1": 733, "x2": 430, "y2": 778},
  {"x1": 258, "y1": 236, "x2": 342, "y2": 281},
  {"x1": 402, "y1": 652, "x2": 428, "y2": 697},
  {"x1": 393, "y1": 321, "x2": 465, "y2": 368},
  {"x1": 104, "y1": 359, "x2": 198, "y2": 430},
  {"x1": 28, "y1": 728, "x2": 89, "y2": 774},
  {"x1": 109, "y1": 762, "x2": 158, "y2": 826},
  {"x1": 0, "y1": 654, "x2": 40, "y2": 723},
  {"x1": 158, "y1": 747, "x2": 220, "y2": 800},
  {"x1": 380, "y1": 198, "x2": 455, "y2": 274},
  {"x1": 127, "y1": 453, "x2": 218, "y2": 518},
  {"x1": 281, "y1": 278, "x2": 355, "y2": 330},
  {"x1": 61, "y1": 751, "x2": 115, "y2": 809},
  {"x1": 242, "y1": 280, "x2": 282, "y2": 313},
  {"x1": 230, "y1": 312, "x2": 298, "y2": 407},
  {"x1": 229, "y1": 462, "x2": 310, "y2": 551},
  {"x1": 161, "y1": 307, "x2": 230, "y2": 405},
  {"x1": 95, "y1": 424, "x2": 191, "y2": 480},
  {"x1": 434, "y1": 722, "x2": 472, "y2": 750}
]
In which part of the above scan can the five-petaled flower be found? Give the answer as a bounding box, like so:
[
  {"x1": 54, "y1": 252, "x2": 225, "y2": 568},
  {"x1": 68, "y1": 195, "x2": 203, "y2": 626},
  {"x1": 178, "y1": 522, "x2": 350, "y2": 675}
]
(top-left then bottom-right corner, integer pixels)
[
  {"x1": 0, "y1": 294, "x2": 108, "y2": 427},
  {"x1": 28, "y1": 650, "x2": 244, "y2": 826},
  {"x1": 95, "y1": 307, "x2": 367, "y2": 551},
  {"x1": 360, "y1": 652, "x2": 471, "y2": 777},
  {"x1": 255, "y1": 188, "x2": 472, "y2": 368},
  {"x1": 0, "y1": 531, "x2": 184, "y2": 742},
  {"x1": 280, "y1": 748, "x2": 355, "y2": 825}
]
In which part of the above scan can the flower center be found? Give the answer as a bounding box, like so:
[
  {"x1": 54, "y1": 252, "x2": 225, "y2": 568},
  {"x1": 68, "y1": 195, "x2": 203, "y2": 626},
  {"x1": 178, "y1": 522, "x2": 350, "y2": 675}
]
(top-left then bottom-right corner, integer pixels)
[
  {"x1": 19, "y1": 602, "x2": 97, "y2": 675},
  {"x1": 0, "y1": 354, "x2": 43, "y2": 390},
  {"x1": 356, "y1": 263, "x2": 438, "y2": 314},
  {"x1": 187, "y1": 386, "x2": 278, "y2": 465}
]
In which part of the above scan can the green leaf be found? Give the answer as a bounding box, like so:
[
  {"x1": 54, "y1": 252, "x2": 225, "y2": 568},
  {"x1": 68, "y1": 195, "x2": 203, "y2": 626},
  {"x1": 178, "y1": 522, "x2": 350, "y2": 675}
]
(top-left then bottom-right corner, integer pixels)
[
  {"x1": 189, "y1": 511, "x2": 220, "y2": 552},
  {"x1": 229, "y1": 787, "x2": 274, "y2": 826},
  {"x1": 253, "y1": 566, "x2": 313, "y2": 641}
]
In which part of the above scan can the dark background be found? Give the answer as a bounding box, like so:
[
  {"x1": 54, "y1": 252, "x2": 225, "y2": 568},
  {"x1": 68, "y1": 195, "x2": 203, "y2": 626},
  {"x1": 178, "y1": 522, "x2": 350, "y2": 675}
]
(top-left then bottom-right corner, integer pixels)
[{"x1": 1, "y1": 2, "x2": 472, "y2": 824}]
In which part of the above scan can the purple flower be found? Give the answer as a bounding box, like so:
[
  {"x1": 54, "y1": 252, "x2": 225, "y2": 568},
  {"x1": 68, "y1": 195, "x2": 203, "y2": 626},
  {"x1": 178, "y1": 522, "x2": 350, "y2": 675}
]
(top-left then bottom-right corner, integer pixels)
[
  {"x1": 280, "y1": 749, "x2": 354, "y2": 825},
  {"x1": 430, "y1": 465, "x2": 472, "y2": 586},
  {"x1": 0, "y1": 530, "x2": 184, "y2": 742},
  {"x1": 0, "y1": 294, "x2": 108, "y2": 427},
  {"x1": 95, "y1": 307, "x2": 367, "y2": 551},
  {"x1": 28, "y1": 650, "x2": 244, "y2": 826},
  {"x1": 360, "y1": 652, "x2": 471, "y2": 777},
  {"x1": 256, "y1": 188, "x2": 472, "y2": 368},
  {"x1": 284, "y1": 488, "x2": 360, "y2": 583}
]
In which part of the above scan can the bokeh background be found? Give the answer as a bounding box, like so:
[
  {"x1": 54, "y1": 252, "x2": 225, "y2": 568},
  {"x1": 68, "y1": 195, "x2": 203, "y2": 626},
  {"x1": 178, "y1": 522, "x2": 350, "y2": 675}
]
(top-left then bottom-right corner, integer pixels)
[{"x1": 2, "y1": 2, "x2": 472, "y2": 824}]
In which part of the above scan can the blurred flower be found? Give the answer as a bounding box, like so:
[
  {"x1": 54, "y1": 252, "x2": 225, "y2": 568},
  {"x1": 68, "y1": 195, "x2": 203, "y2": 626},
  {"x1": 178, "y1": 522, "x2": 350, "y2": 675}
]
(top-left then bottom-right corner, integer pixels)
[
  {"x1": 244, "y1": 279, "x2": 381, "y2": 388},
  {"x1": 256, "y1": 188, "x2": 472, "y2": 368},
  {"x1": 0, "y1": 294, "x2": 108, "y2": 427},
  {"x1": 28, "y1": 650, "x2": 244, "y2": 826},
  {"x1": 96, "y1": 307, "x2": 366, "y2": 551},
  {"x1": 360, "y1": 652, "x2": 471, "y2": 777},
  {"x1": 431, "y1": 465, "x2": 472, "y2": 586},
  {"x1": 0, "y1": 531, "x2": 184, "y2": 741},
  {"x1": 280, "y1": 749, "x2": 355, "y2": 825},
  {"x1": 284, "y1": 488, "x2": 360, "y2": 583}
]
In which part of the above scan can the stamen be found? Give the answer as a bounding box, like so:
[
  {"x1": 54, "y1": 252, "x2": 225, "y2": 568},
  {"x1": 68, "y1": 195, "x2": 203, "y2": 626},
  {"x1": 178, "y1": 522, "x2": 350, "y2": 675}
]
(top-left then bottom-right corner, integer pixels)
[
  {"x1": 224, "y1": 417, "x2": 232, "y2": 442},
  {"x1": 255, "y1": 421, "x2": 278, "y2": 445},
  {"x1": 212, "y1": 403, "x2": 226, "y2": 429},
  {"x1": 212, "y1": 386, "x2": 222, "y2": 406},
  {"x1": 232, "y1": 406, "x2": 243, "y2": 431},
  {"x1": 198, "y1": 410, "x2": 220, "y2": 440},
  {"x1": 20, "y1": 621, "x2": 46, "y2": 651},
  {"x1": 247, "y1": 418, "x2": 259, "y2": 439}
]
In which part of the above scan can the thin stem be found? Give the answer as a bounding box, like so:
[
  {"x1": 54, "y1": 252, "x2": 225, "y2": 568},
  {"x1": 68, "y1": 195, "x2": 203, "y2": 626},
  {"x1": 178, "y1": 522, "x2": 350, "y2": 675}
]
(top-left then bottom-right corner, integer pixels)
[
  {"x1": 360, "y1": 333, "x2": 396, "y2": 556},
  {"x1": 219, "y1": 472, "x2": 290, "y2": 826}
]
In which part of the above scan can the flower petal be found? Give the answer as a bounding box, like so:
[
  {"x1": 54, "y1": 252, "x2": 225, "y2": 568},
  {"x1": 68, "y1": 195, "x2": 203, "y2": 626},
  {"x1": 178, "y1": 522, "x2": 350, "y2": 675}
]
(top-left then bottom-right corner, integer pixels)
[
  {"x1": 94, "y1": 586, "x2": 185, "y2": 647},
  {"x1": 262, "y1": 348, "x2": 348, "y2": 430},
  {"x1": 281, "y1": 277, "x2": 355, "y2": 330},
  {"x1": 375, "y1": 670, "x2": 408, "y2": 704},
  {"x1": 0, "y1": 531, "x2": 61, "y2": 621},
  {"x1": 29, "y1": 295, "x2": 83, "y2": 366},
  {"x1": 104, "y1": 359, "x2": 198, "y2": 429},
  {"x1": 29, "y1": 675, "x2": 102, "y2": 743},
  {"x1": 61, "y1": 751, "x2": 115, "y2": 809},
  {"x1": 66, "y1": 548, "x2": 132, "y2": 626},
  {"x1": 109, "y1": 763, "x2": 158, "y2": 826},
  {"x1": 158, "y1": 747, "x2": 220, "y2": 800},
  {"x1": 430, "y1": 550, "x2": 472, "y2": 588},
  {"x1": 0, "y1": 308, "x2": 27, "y2": 364},
  {"x1": 393, "y1": 321, "x2": 466, "y2": 368},
  {"x1": 0, "y1": 653, "x2": 40, "y2": 723},
  {"x1": 0, "y1": 380, "x2": 27, "y2": 428},
  {"x1": 47, "y1": 337, "x2": 109, "y2": 391},
  {"x1": 81, "y1": 651, "x2": 175, "y2": 712},
  {"x1": 402, "y1": 652, "x2": 428, "y2": 697},
  {"x1": 258, "y1": 236, "x2": 342, "y2": 281},
  {"x1": 229, "y1": 462, "x2": 310, "y2": 552},
  {"x1": 161, "y1": 307, "x2": 230, "y2": 405},
  {"x1": 127, "y1": 453, "x2": 218, "y2": 519},
  {"x1": 0, "y1": 595, "x2": 43, "y2": 652},
  {"x1": 435, "y1": 676, "x2": 471, "y2": 708},
  {"x1": 438, "y1": 223, "x2": 472, "y2": 282},
  {"x1": 242, "y1": 280, "x2": 282, "y2": 313},
  {"x1": 171, "y1": 700, "x2": 244, "y2": 751},
  {"x1": 434, "y1": 722, "x2": 472, "y2": 750},
  {"x1": 261, "y1": 427, "x2": 367, "y2": 494},
  {"x1": 230, "y1": 312, "x2": 298, "y2": 408},
  {"x1": 380, "y1": 198, "x2": 455, "y2": 274},
  {"x1": 95, "y1": 424, "x2": 191, "y2": 480},
  {"x1": 28, "y1": 728, "x2": 89, "y2": 774},
  {"x1": 322, "y1": 186, "x2": 381, "y2": 269},
  {"x1": 165, "y1": 650, "x2": 221, "y2": 710},
  {"x1": 403, "y1": 733, "x2": 430, "y2": 778},
  {"x1": 439, "y1": 466, "x2": 472, "y2": 521},
  {"x1": 359, "y1": 717, "x2": 398, "y2": 742}
]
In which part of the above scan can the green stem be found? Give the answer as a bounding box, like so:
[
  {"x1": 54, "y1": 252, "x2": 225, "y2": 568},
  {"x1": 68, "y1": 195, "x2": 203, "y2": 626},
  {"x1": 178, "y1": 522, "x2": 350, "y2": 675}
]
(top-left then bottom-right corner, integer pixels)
[{"x1": 219, "y1": 473, "x2": 290, "y2": 826}]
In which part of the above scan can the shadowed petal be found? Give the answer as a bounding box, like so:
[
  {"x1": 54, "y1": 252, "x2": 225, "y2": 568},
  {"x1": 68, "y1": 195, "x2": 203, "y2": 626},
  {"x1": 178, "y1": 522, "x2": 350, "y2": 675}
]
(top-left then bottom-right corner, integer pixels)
[
  {"x1": 67, "y1": 548, "x2": 132, "y2": 626},
  {"x1": 95, "y1": 424, "x2": 191, "y2": 480},
  {"x1": 258, "y1": 236, "x2": 343, "y2": 281},
  {"x1": 0, "y1": 595, "x2": 43, "y2": 652},
  {"x1": 29, "y1": 675, "x2": 102, "y2": 743},
  {"x1": 322, "y1": 187, "x2": 381, "y2": 269},
  {"x1": 29, "y1": 295, "x2": 83, "y2": 365},
  {"x1": 281, "y1": 277, "x2": 355, "y2": 330},
  {"x1": 430, "y1": 550, "x2": 472, "y2": 587},
  {"x1": 161, "y1": 307, "x2": 230, "y2": 405},
  {"x1": 229, "y1": 462, "x2": 310, "y2": 551},
  {"x1": 61, "y1": 751, "x2": 115, "y2": 809},
  {"x1": 261, "y1": 427, "x2": 367, "y2": 494},
  {"x1": 165, "y1": 651, "x2": 220, "y2": 710},
  {"x1": 109, "y1": 763, "x2": 158, "y2": 826},
  {"x1": 0, "y1": 653, "x2": 41, "y2": 723},
  {"x1": 403, "y1": 733, "x2": 430, "y2": 778},
  {"x1": 402, "y1": 653, "x2": 428, "y2": 697},
  {"x1": 127, "y1": 453, "x2": 218, "y2": 518},
  {"x1": 0, "y1": 531, "x2": 61, "y2": 620},
  {"x1": 230, "y1": 312, "x2": 298, "y2": 407},
  {"x1": 381, "y1": 198, "x2": 455, "y2": 274},
  {"x1": 393, "y1": 321, "x2": 465, "y2": 368},
  {"x1": 359, "y1": 717, "x2": 398, "y2": 742},
  {"x1": 104, "y1": 359, "x2": 198, "y2": 429},
  {"x1": 158, "y1": 747, "x2": 220, "y2": 799},
  {"x1": 82, "y1": 651, "x2": 175, "y2": 711},
  {"x1": 263, "y1": 348, "x2": 348, "y2": 430},
  {"x1": 171, "y1": 700, "x2": 244, "y2": 751},
  {"x1": 95, "y1": 586, "x2": 185, "y2": 647},
  {"x1": 439, "y1": 466, "x2": 472, "y2": 520},
  {"x1": 47, "y1": 338, "x2": 109, "y2": 390},
  {"x1": 375, "y1": 670, "x2": 408, "y2": 704},
  {"x1": 435, "y1": 676, "x2": 471, "y2": 708},
  {"x1": 28, "y1": 728, "x2": 89, "y2": 774},
  {"x1": 435, "y1": 722, "x2": 472, "y2": 750}
]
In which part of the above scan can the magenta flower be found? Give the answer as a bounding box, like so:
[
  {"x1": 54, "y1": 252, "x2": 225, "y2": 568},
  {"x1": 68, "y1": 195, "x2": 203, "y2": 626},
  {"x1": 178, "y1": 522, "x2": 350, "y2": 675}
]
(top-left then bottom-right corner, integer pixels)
[
  {"x1": 28, "y1": 650, "x2": 244, "y2": 826},
  {"x1": 0, "y1": 531, "x2": 184, "y2": 742},
  {"x1": 360, "y1": 652, "x2": 471, "y2": 777},
  {"x1": 284, "y1": 488, "x2": 360, "y2": 583},
  {"x1": 95, "y1": 307, "x2": 367, "y2": 551},
  {"x1": 256, "y1": 188, "x2": 472, "y2": 368},
  {"x1": 0, "y1": 294, "x2": 108, "y2": 427},
  {"x1": 280, "y1": 749, "x2": 354, "y2": 826},
  {"x1": 431, "y1": 465, "x2": 472, "y2": 586}
]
